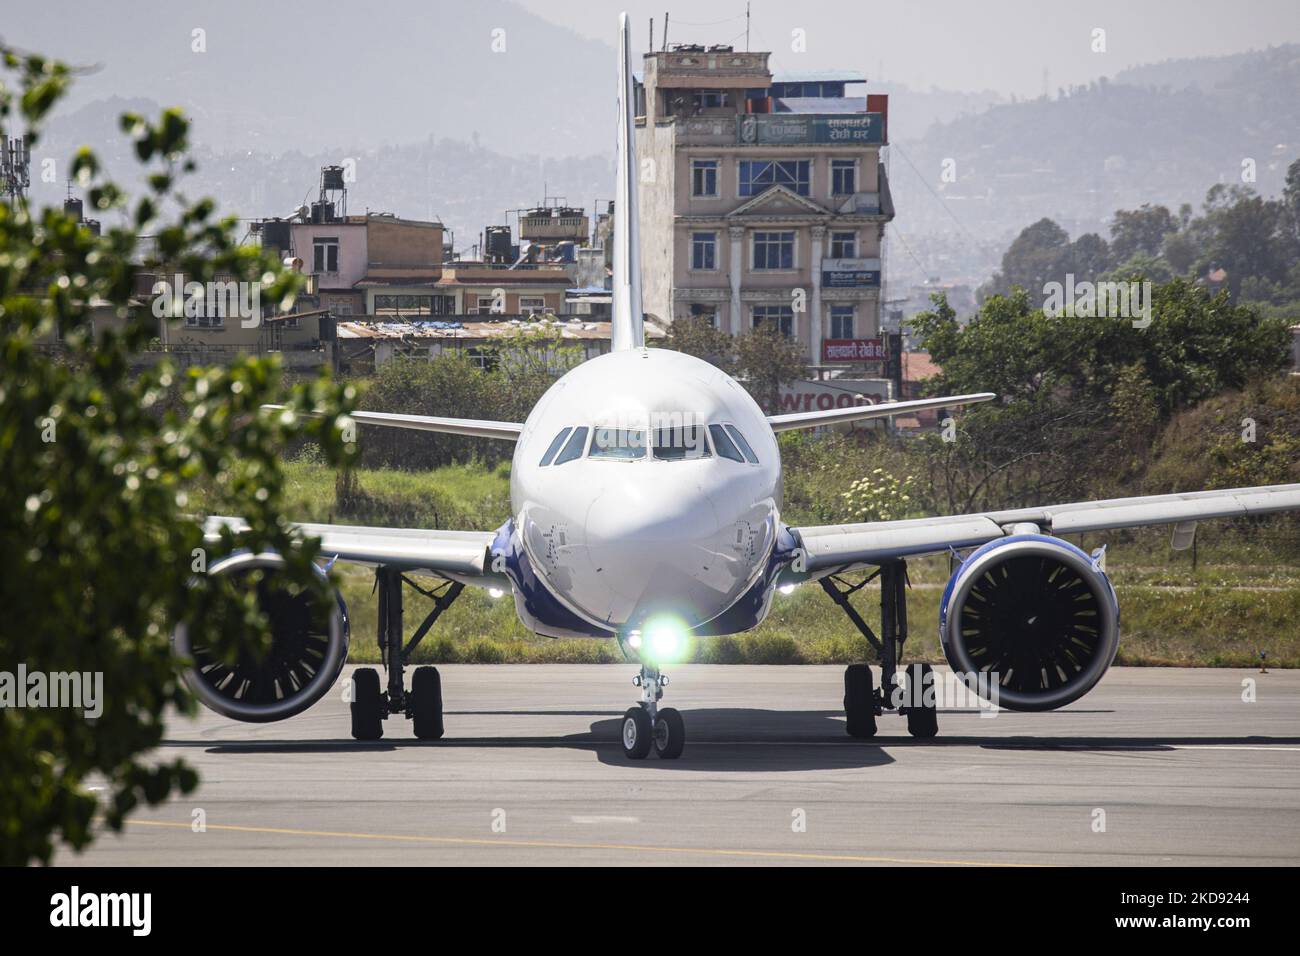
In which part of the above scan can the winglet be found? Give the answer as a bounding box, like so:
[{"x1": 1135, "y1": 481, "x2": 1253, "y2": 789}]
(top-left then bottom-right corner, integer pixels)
[{"x1": 610, "y1": 12, "x2": 645, "y2": 351}]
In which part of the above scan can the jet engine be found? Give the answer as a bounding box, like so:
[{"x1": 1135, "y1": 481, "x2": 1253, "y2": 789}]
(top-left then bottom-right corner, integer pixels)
[
  {"x1": 173, "y1": 552, "x2": 349, "y2": 722},
  {"x1": 939, "y1": 534, "x2": 1119, "y2": 711}
]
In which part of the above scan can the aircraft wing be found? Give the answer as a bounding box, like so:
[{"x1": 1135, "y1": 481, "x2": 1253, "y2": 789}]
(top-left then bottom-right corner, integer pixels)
[
  {"x1": 204, "y1": 516, "x2": 498, "y2": 579},
  {"x1": 766, "y1": 393, "x2": 996, "y2": 432},
  {"x1": 791, "y1": 483, "x2": 1300, "y2": 574},
  {"x1": 263, "y1": 405, "x2": 523, "y2": 440}
]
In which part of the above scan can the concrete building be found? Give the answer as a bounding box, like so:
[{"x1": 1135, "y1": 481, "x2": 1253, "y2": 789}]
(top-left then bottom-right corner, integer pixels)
[
  {"x1": 634, "y1": 47, "x2": 893, "y2": 370},
  {"x1": 273, "y1": 212, "x2": 445, "y2": 319},
  {"x1": 435, "y1": 262, "x2": 572, "y2": 317}
]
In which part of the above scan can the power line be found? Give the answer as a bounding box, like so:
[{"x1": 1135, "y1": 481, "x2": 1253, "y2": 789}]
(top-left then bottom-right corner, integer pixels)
[
  {"x1": 887, "y1": 223, "x2": 931, "y2": 275},
  {"x1": 891, "y1": 142, "x2": 979, "y2": 245}
]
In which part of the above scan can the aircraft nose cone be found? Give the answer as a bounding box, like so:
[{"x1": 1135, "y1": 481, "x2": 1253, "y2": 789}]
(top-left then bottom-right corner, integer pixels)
[{"x1": 580, "y1": 483, "x2": 727, "y2": 626}]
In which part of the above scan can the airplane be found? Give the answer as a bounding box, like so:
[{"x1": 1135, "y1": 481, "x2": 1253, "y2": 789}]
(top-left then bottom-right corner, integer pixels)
[{"x1": 176, "y1": 13, "x2": 1300, "y2": 759}]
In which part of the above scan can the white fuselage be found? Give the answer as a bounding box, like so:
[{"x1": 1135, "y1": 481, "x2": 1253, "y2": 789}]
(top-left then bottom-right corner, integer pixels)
[{"x1": 510, "y1": 348, "x2": 782, "y2": 633}]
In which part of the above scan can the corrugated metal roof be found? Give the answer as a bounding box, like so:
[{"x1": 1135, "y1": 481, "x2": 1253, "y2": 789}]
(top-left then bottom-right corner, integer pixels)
[{"x1": 335, "y1": 318, "x2": 661, "y2": 341}]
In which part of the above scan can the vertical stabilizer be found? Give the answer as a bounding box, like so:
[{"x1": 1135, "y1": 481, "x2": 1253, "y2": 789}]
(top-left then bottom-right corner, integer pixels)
[{"x1": 611, "y1": 12, "x2": 645, "y2": 351}]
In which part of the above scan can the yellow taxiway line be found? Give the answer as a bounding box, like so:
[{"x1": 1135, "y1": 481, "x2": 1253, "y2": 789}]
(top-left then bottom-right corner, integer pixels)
[{"x1": 128, "y1": 819, "x2": 1037, "y2": 866}]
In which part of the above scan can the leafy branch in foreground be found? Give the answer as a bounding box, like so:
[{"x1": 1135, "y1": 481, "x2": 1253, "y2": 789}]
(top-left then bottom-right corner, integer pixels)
[{"x1": 0, "y1": 44, "x2": 355, "y2": 864}]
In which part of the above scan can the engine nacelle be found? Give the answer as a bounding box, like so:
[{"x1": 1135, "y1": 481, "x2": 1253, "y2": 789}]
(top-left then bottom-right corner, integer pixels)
[
  {"x1": 939, "y1": 534, "x2": 1119, "y2": 711},
  {"x1": 173, "y1": 552, "x2": 349, "y2": 722}
]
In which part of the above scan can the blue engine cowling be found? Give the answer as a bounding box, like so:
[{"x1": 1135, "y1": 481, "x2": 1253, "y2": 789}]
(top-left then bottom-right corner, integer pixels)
[
  {"x1": 939, "y1": 534, "x2": 1119, "y2": 711},
  {"x1": 173, "y1": 551, "x2": 350, "y2": 722}
]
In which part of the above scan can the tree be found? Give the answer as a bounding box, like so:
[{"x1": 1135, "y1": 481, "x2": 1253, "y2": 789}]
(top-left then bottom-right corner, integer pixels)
[
  {"x1": 912, "y1": 278, "x2": 1290, "y2": 508},
  {"x1": 1110, "y1": 204, "x2": 1177, "y2": 263},
  {"x1": 661, "y1": 315, "x2": 737, "y2": 373},
  {"x1": 1060, "y1": 232, "x2": 1112, "y2": 280},
  {"x1": 734, "y1": 325, "x2": 808, "y2": 413},
  {"x1": 0, "y1": 46, "x2": 353, "y2": 864},
  {"x1": 984, "y1": 217, "x2": 1071, "y2": 298}
]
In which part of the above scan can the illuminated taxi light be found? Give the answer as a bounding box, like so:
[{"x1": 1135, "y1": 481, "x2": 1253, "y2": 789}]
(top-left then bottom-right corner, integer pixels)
[
  {"x1": 627, "y1": 630, "x2": 643, "y2": 650},
  {"x1": 488, "y1": 587, "x2": 505, "y2": 599},
  {"x1": 778, "y1": 583, "x2": 796, "y2": 596},
  {"x1": 642, "y1": 616, "x2": 689, "y2": 663}
]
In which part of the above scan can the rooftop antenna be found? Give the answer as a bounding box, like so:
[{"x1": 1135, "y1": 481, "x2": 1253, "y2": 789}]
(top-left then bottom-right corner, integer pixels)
[
  {"x1": 1, "y1": 134, "x2": 31, "y2": 205},
  {"x1": 649, "y1": 17, "x2": 654, "y2": 52},
  {"x1": 746, "y1": 2, "x2": 751, "y2": 51}
]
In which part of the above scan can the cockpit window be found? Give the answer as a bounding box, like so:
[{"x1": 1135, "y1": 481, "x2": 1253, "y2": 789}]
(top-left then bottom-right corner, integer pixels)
[
  {"x1": 553, "y1": 426, "x2": 589, "y2": 465},
  {"x1": 590, "y1": 427, "x2": 646, "y2": 460},
  {"x1": 724, "y1": 424, "x2": 759, "y2": 463},
  {"x1": 653, "y1": 423, "x2": 711, "y2": 461},
  {"x1": 539, "y1": 427, "x2": 572, "y2": 466},
  {"x1": 708, "y1": 424, "x2": 745, "y2": 463}
]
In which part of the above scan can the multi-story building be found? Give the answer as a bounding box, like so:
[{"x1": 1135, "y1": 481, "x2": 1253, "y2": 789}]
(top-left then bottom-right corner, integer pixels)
[{"x1": 635, "y1": 47, "x2": 893, "y2": 369}]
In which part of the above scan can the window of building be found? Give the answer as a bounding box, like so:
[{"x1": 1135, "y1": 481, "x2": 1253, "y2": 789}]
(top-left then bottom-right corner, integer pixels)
[
  {"x1": 752, "y1": 304, "x2": 795, "y2": 337},
  {"x1": 689, "y1": 303, "x2": 718, "y2": 327},
  {"x1": 693, "y1": 90, "x2": 726, "y2": 109},
  {"x1": 184, "y1": 312, "x2": 223, "y2": 329},
  {"x1": 590, "y1": 428, "x2": 646, "y2": 460},
  {"x1": 739, "y1": 160, "x2": 810, "y2": 197},
  {"x1": 724, "y1": 424, "x2": 760, "y2": 463},
  {"x1": 553, "y1": 426, "x2": 589, "y2": 466},
  {"x1": 752, "y1": 231, "x2": 795, "y2": 270},
  {"x1": 691, "y1": 159, "x2": 719, "y2": 197},
  {"x1": 653, "y1": 424, "x2": 711, "y2": 461},
  {"x1": 830, "y1": 231, "x2": 857, "y2": 259},
  {"x1": 313, "y1": 237, "x2": 339, "y2": 273},
  {"x1": 691, "y1": 232, "x2": 717, "y2": 271},
  {"x1": 466, "y1": 346, "x2": 499, "y2": 372},
  {"x1": 831, "y1": 159, "x2": 856, "y2": 196},
  {"x1": 374, "y1": 294, "x2": 434, "y2": 315},
  {"x1": 830, "y1": 305, "x2": 855, "y2": 339},
  {"x1": 474, "y1": 294, "x2": 502, "y2": 315},
  {"x1": 519, "y1": 296, "x2": 547, "y2": 313}
]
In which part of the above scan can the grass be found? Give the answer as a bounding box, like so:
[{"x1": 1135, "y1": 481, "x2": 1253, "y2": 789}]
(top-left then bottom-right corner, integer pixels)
[{"x1": 204, "y1": 460, "x2": 1300, "y2": 667}]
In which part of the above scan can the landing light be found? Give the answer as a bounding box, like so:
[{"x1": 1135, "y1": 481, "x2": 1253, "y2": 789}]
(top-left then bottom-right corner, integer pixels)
[
  {"x1": 778, "y1": 583, "x2": 797, "y2": 596},
  {"x1": 488, "y1": 587, "x2": 505, "y2": 599},
  {"x1": 642, "y1": 615, "x2": 689, "y2": 664}
]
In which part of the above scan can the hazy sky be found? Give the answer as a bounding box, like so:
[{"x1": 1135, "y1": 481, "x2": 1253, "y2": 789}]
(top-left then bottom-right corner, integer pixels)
[{"x1": 519, "y1": 0, "x2": 1300, "y2": 96}]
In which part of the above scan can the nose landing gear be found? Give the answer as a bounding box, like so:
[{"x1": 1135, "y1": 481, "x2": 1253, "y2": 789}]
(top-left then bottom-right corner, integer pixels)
[{"x1": 620, "y1": 665, "x2": 685, "y2": 760}]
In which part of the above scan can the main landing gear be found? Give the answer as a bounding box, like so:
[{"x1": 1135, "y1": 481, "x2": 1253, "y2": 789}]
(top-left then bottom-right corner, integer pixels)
[
  {"x1": 351, "y1": 566, "x2": 463, "y2": 741},
  {"x1": 820, "y1": 559, "x2": 939, "y2": 739},
  {"x1": 616, "y1": 641, "x2": 686, "y2": 760}
]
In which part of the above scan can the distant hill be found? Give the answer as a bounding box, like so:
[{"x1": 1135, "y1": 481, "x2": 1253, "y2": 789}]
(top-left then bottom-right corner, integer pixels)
[
  {"x1": 28, "y1": 95, "x2": 613, "y2": 254},
  {"x1": 887, "y1": 44, "x2": 1300, "y2": 283}
]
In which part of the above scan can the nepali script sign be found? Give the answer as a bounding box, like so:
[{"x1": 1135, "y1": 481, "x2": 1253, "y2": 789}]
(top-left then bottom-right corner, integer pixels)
[
  {"x1": 822, "y1": 338, "x2": 886, "y2": 363},
  {"x1": 737, "y1": 113, "x2": 884, "y2": 146}
]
